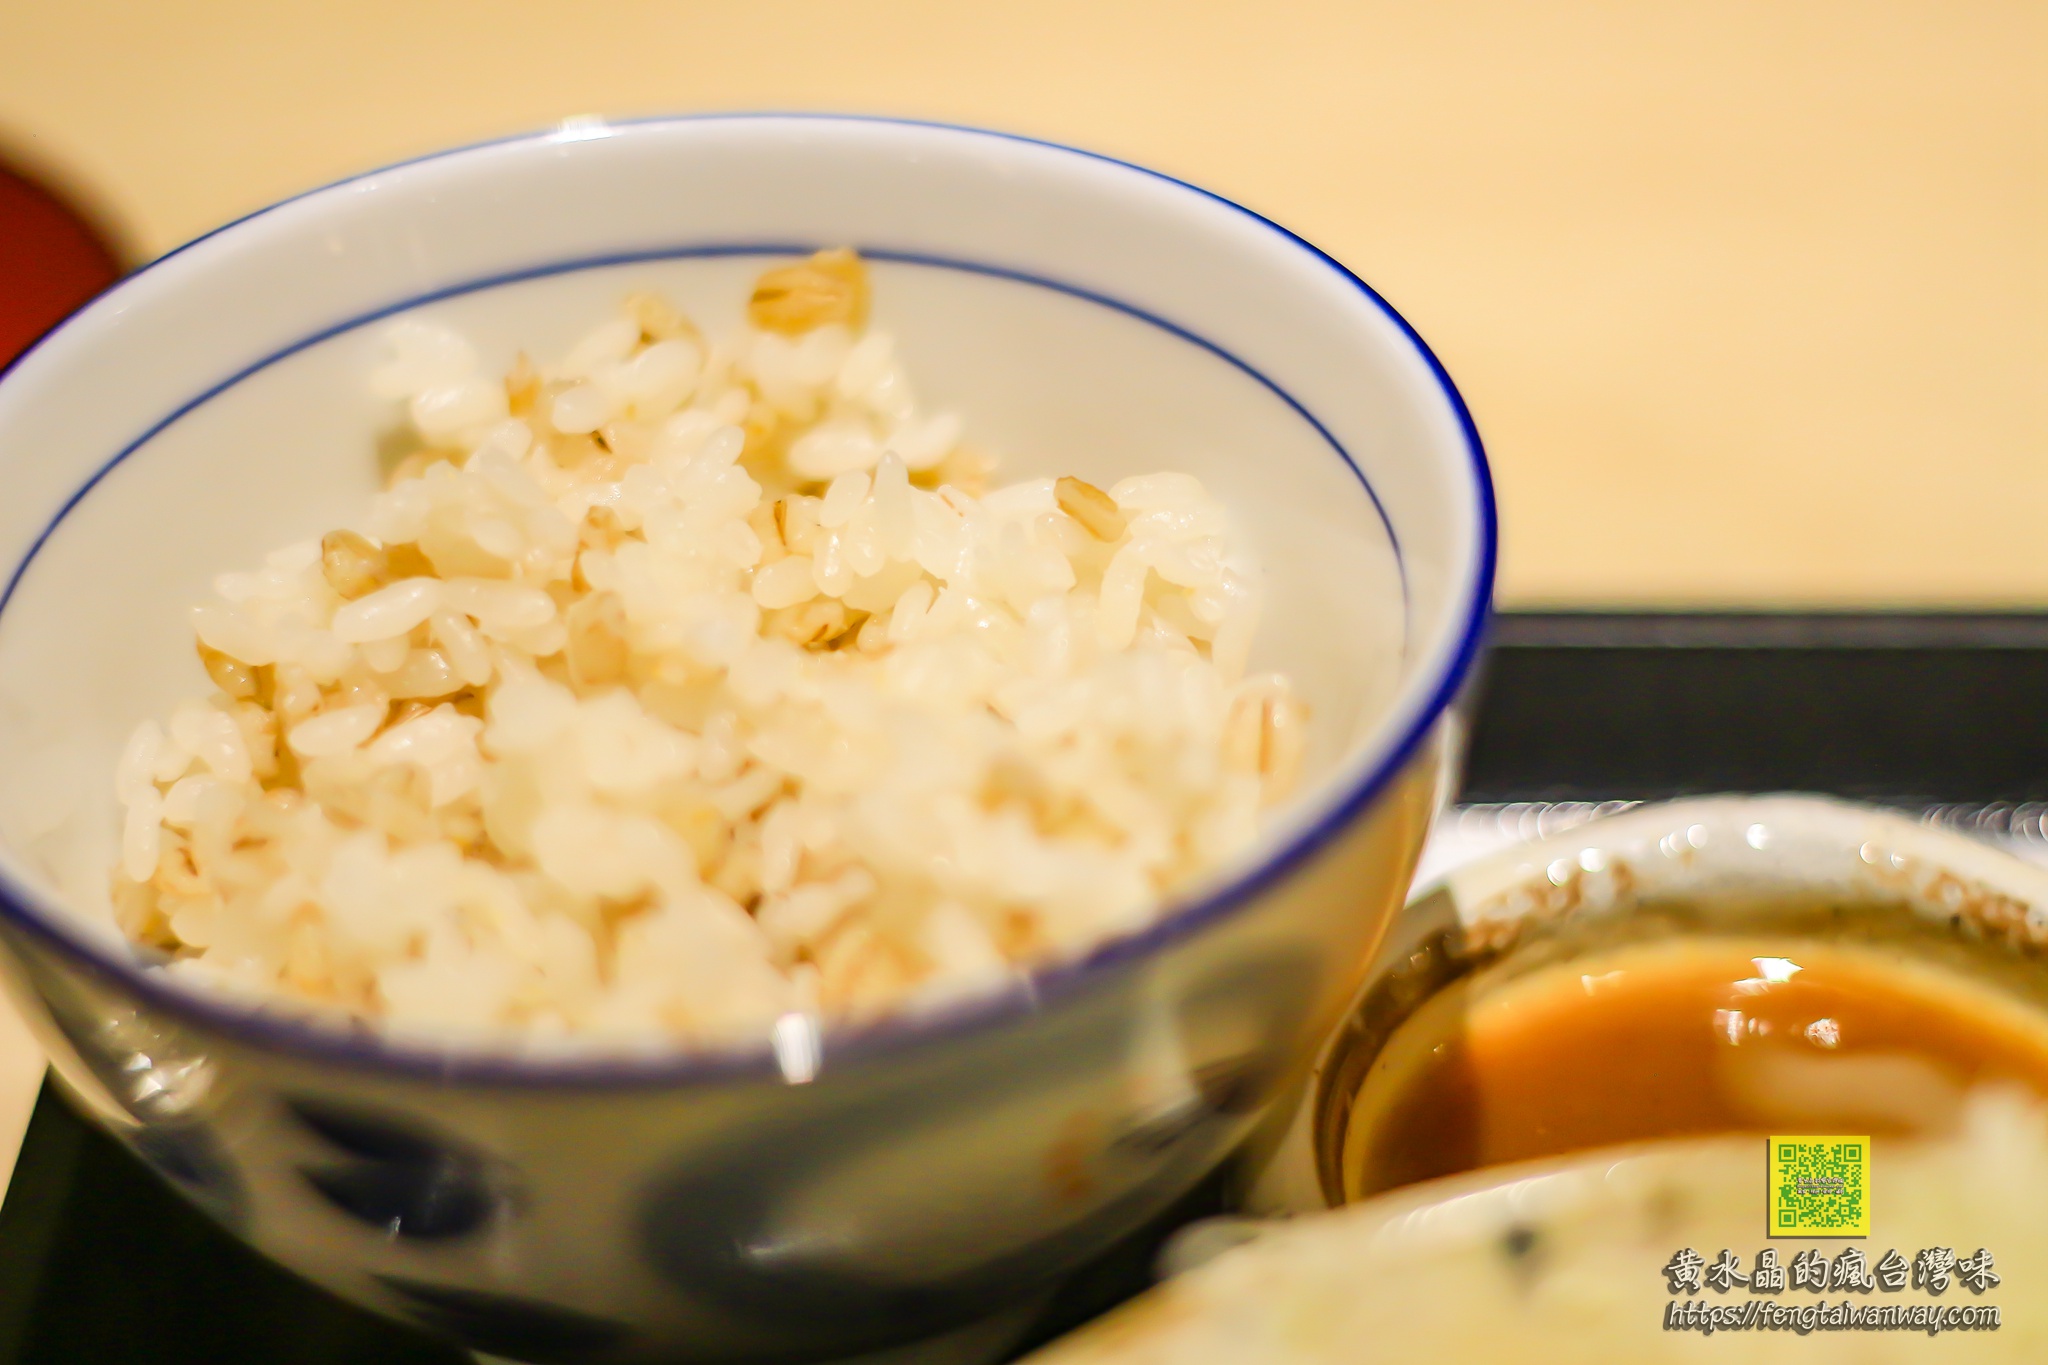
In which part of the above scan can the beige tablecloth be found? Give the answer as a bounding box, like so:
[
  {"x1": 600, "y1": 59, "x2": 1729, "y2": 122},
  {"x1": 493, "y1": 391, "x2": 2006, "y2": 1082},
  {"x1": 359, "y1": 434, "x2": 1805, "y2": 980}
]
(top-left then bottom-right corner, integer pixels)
[{"x1": 2, "y1": 0, "x2": 2042, "y2": 608}]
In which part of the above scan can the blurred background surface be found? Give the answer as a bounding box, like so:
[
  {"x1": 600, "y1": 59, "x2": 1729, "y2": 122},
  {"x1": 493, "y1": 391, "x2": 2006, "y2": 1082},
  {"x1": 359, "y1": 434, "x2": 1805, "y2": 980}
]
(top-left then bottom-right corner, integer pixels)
[{"x1": 0, "y1": 0, "x2": 2042, "y2": 608}]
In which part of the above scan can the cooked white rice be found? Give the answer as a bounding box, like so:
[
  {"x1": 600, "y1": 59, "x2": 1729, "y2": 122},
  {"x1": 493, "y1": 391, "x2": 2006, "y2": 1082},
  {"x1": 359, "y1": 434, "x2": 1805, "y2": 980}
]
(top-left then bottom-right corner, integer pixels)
[{"x1": 110, "y1": 251, "x2": 1307, "y2": 1044}]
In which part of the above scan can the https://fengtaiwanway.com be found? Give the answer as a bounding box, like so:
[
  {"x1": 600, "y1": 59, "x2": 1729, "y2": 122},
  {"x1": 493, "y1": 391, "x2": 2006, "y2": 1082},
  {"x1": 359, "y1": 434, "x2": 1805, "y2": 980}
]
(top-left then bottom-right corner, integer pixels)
[
  {"x1": 1665, "y1": 1298, "x2": 2001, "y2": 1336},
  {"x1": 1661, "y1": 1243, "x2": 2002, "y2": 1336}
]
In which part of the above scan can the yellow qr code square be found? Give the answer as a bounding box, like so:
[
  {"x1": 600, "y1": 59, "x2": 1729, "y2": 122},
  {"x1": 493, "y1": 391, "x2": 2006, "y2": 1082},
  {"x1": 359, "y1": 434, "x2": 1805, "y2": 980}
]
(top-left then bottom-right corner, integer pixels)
[{"x1": 1770, "y1": 1135, "x2": 1870, "y2": 1237}]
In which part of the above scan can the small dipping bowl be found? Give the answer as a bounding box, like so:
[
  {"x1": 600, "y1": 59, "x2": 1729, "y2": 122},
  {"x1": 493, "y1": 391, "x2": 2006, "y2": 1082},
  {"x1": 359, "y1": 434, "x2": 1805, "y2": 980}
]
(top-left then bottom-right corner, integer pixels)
[
  {"x1": 1247, "y1": 795, "x2": 2048, "y2": 1215},
  {"x1": 0, "y1": 116, "x2": 1492, "y2": 1361}
]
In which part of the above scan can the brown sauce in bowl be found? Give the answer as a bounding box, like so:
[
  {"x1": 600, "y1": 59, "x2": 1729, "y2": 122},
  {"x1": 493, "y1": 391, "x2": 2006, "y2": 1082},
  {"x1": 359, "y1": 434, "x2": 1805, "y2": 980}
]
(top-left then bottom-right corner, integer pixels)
[{"x1": 1341, "y1": 934, "x2": 2048, "y2": 1200}]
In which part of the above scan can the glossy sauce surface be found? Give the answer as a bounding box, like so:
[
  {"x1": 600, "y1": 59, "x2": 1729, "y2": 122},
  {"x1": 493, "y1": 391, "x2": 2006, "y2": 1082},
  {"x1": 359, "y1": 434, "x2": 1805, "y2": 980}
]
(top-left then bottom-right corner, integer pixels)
[{"x1": 1343, "y1": 936, "x2": 2048, "y2": 1200}]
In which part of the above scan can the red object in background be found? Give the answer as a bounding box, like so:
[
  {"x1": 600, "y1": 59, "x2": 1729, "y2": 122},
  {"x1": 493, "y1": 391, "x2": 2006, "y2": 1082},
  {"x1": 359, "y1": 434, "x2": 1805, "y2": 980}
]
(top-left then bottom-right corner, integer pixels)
[{"x1": 0, "y1": 161, "x2": 122, "y2": 367}]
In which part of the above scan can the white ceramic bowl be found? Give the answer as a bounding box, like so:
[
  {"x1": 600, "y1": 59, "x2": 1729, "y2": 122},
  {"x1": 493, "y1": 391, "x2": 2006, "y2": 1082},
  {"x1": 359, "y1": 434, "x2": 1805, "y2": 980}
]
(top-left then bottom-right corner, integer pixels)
[{"x1": 0, "y1": 116, "x2": 1493, "y2": 1362}]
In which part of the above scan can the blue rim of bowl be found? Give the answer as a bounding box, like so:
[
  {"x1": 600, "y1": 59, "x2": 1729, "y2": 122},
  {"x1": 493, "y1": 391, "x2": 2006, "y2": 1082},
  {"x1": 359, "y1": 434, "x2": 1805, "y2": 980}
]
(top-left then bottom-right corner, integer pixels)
[
  {"x1": 0, "y1": 113, "x2": 1497, "y2": 1087},
  {"x1": 0, "y1": 244, "x2": 1404, "y2": 620}
]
